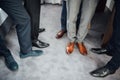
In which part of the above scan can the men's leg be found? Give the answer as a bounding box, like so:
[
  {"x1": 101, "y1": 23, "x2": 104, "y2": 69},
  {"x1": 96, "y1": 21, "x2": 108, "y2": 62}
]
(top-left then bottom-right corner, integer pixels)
[
  {"x1": 38, "y1": 0, "x2": 45, "y2": 33},
  {"x1": 77, "y1": 0, "x2": 99, "y2": 42},
  {"x1": 56, "y1": 0, "x2": 67, "y2": 39},
  {"x1": 24, "y1": 0, "x2": 49, "y2": 48},
  {"x1": 1, "y1": 0, "x2": 43, "y2": 58},
  {"x1": 76, "y1": 0, "x2": 98, "y2": 55},
  {"x1": 24, "y1": 0, "x2": 40, "y2": 40},
  {"x1": 90, "y1": 0, "x2": 120, "y2": 77},
  {"x1": 61, "y1": 0, "x2": 67, "y2": 31},
  {"x1": 66, "y1": 0, "x2": 82, "y2": 54},
  {"x1": 1, "y1": 0, "x2": 32, "y2": 53},
  {"x1": 105, "y1": 0, "x2": 120, "y2": 71},
  {"x1": 0, "y1": 36, "x2": 18, "y2": 71},
  {"x1": 67, "y1": 0, "x2": 81, "y2": 42}
]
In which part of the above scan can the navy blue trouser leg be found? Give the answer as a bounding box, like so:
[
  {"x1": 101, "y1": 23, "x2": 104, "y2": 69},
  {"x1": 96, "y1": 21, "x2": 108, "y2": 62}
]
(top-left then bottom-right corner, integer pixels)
[
  {"x1": 61, "y1": 1, "x2": 67, "y2": 31},
  {"x1": 106, "y1": 0, "x2": 120, "y2": 71},
  {"x1": 0, "y1": 0, "x2": 32, "y2": 53}
]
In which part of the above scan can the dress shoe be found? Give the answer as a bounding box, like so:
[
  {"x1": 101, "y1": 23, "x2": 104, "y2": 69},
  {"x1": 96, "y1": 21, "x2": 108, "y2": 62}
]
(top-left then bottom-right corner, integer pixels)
[
  {"x1": 20, "y1": 50, "x2": 43, "y2": 59},
  {"x1": 91, "y1": 48, "x2": 112, "y2": 56},
  {"x1": 91, "y1": 48, "x2": 109, "y2": 54},
  {"x1": 90, "y1": 66, "x2": 115, "y2": 77},
  {"x1": 32, "y1": 39, "x2": 49, "y2": 48},
  {"x1": 56, "y1": 30, "x2": 66, "y2": 39},
  {"x1": 4, "y1": 52, "x2": 18, "y2": 71},
  {"x1": 38, "y1": 28, "x2": 45, "y2": 33},
  {"x1": 66, "y1": 42, "x2": 75, "y2": 54},
  {"x1": 76, "y1": 42, "x2": 87, "y2": 55}
]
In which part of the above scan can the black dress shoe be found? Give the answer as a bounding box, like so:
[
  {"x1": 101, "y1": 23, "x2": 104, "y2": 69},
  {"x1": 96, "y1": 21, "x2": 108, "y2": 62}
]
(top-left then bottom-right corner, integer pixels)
[
  {"x1": 38, "y1": 28, "x2": 45, "y2": 33},
  {"x1": 4, "y1": 52, "x2": 18, "y2": 71},
  {"x1": 90, "y1": 66, "x2": 115, "y2": 77},
  {"x1": 32, "y1": 39, "x2": 49, "y2": 48},
  {"x1": 91, "y1": 48, "x2": 109, "y2": 54}
]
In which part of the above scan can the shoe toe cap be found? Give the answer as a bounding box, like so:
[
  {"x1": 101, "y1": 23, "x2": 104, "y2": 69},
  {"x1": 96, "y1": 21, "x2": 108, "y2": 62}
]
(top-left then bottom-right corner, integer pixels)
[{"x1": 8, "y1": 62, "x2": 18, "y2": 71}]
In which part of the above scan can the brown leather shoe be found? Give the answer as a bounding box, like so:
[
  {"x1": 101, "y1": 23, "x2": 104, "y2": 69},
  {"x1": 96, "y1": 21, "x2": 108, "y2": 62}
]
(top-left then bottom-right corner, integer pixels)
[
  {"x1": 76, "y1": 42, "x2": 87, "y2": 55},
  {"x1": 56, "y1": 30, "x2": 66, "y2": 39},
  {"x1": 66, "y1": 42, "x2": 75, "y2": 54}
]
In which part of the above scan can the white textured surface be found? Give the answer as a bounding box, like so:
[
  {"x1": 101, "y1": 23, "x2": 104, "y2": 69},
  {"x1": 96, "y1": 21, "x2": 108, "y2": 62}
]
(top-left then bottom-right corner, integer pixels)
[{"x1": 0, "y1": 5, "x2": 120, "y2": 80}]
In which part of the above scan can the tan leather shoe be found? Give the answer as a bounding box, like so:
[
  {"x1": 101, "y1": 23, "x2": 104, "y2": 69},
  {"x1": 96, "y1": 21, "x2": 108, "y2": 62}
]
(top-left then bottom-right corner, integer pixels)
[
  {"x1": 56, "y1": 30, "x2": 66, "y2": 39},
  {"x1": 66, "y1": 42, "x2": 75, "y2": 54},
  {"x1": 76, "y1": 42, "x2": 87, "y2": 55}
]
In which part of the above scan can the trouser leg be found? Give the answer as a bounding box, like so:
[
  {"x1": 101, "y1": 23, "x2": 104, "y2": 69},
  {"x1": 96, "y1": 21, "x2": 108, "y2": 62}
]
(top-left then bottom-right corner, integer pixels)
[
  {"x1": 24, "y1": 0, "x2": 40, "y2": 40},
  {"x1": 66, "y1": 0, "x2": 82, "y2": 42},
  {"x1": 77, "y1": 0, "x2": 99, "y2": 42},
  {"x1": 76, "y1": 5, "x2": 81, "y2": 31},
  {"x1": 61, "y1": 0, "x2": 67, "y2": 31},
  {"x1": 105, "y1": 0, "x2": 120, "y2": 71},
  {"x1": 0, "y1": 0, "x2": 32, "y2": 53},
  {"x1": 0, "y1": 36, "x2": 10, "y2": 56}
]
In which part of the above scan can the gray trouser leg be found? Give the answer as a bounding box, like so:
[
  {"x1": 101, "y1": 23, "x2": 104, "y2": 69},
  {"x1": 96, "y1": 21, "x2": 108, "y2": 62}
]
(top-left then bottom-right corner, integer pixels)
[
  {"x1": 77, "y1": 0, "x2": 99, "y2": 42},
  {"x1": 66, "y1": 0, "x2": 82, "y2": 42},
  {"x1": 67, "y1": 0, "x2": 99, "y2": 42}
]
